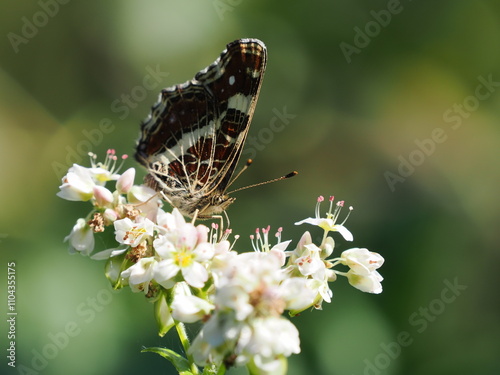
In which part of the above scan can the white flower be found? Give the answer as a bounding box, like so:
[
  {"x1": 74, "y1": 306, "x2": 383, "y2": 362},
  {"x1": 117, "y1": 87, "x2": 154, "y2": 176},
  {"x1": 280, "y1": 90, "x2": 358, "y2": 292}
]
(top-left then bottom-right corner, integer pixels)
[
  {"x1": 156, "y1": 208, "x2": 185, "y2": 232},
  {"x1": 86, "y1": 149, "x2": 124, "y2": 183},
  {"x1": 64, "y1": 218, "x2": 94, "y2": 255},
  {"x1": 212, "y1": 239, "x2": 234, "y2": 263},
  {"x1": 190, "y1": 311, "x2": 300, "y2": 372},
  {"x1": 295, "y1": 218, "x2": 352, "y2": 241},
  {"x1": 170, "y1": 282, "x2": 214, "y2": 323},
  {"x1": 190, "y1": 250, "x2": 309, "y2": 368},
  {"x1": 339, "y1": 248, "x2": 384, "y2": 294},
  {"x1": 57, "y1": 164, "x2": 95, "y2": 201},
  {"x1": 346, "y1": 269, "x2": 383, "y2": 294},
  {"x1": 114, "y1": 217, "x2": 155, "y2": 247},
  {"x1": 214, "y1": 281, "x2": 254, "y2": 321},
  {"x1": 268, "y1": 240, "x2": 290, "y2": 267},
  {"x1": 288, "y1": 276, "x2": 333, "y2": 315},
  {"x1": 215, "y1": 252, "x2": 287, "y2": 318},
  {"x1": 121, "y1": 257, "x2": 156, "y2": 293},
  {"x1": 284, "y1": 231, "x2": 338, "y2": 313},
  {"x1": 287, "y1": 230, "x2": 312, "y2": 256},
  {"x1": 87, "y1": 166, "x2": 119, "y2": 184},
  {"x1": 238, "y1": 251, "x2": 314, "y2": 314},
  {"x1": 295, "y1": 196, "x2": 353, "y2": 241},
  {"x1": 295, "y1": 243, "x2": 325, "y2": 279},
  {"x1": 239, "y1": 317, "x2": 300, "y2": 372},
  {"x1": 57, "y1": 170, "x2": 388, "y2": 373},
  {"x1": 189, "y1": 311, "x2": 243, "y2": 366},
  {"x1": 153, "y1": 221, "x2": 214, "y2": 288},
  {"x1": 308, "y1": 277, "x2": 333, "y2": 307},
  {"x1": 279, "y1": 277, "x2": 316, "y2": 312},
  {"x1": 210, "y1": 240, "x2": 237, "y2": 286},
  {"x1": 57, "y1": 152, "x2": 132, "y2": 202},
  {"x1": 287, "y1": 232, "x2": 325, "y2": 280},
  {"x1": 340, "y1": 248, "x2": 384, "y2": 275}
]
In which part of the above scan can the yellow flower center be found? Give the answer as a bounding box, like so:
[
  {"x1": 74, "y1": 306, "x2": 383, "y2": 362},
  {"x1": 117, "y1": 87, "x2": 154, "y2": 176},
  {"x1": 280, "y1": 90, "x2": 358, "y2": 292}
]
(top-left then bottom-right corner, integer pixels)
[
  {"x1": 125, "y1": 227, "x2": 146, "y2": 241},
  {"x1": 174, "y1": 249, "x2": 193, "y2": 268}
]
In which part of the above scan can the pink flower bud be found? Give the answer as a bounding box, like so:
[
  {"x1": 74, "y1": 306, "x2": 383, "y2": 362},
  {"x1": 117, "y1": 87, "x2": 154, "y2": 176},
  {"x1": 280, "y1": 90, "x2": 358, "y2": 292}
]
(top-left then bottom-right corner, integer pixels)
[
  {"x1": 93, "y1": 185, "x2": 113, "y2": 207},
  {"x1": 116, "y1": 168, "x2": 136, "y2": 194},
  {"x1": 103, "y1": 208, "x2": 118, "y2": 223}
]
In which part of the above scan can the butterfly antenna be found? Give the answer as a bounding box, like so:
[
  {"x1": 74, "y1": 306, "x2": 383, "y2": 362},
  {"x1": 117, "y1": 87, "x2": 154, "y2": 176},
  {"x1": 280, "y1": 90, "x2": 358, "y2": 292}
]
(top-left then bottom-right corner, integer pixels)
[
  {"x1": 226, "y1": 159, "x2": 254, "y2": 190},
  {"x1": 227, "y1": 170, "x2": 298, "y2": 195}
]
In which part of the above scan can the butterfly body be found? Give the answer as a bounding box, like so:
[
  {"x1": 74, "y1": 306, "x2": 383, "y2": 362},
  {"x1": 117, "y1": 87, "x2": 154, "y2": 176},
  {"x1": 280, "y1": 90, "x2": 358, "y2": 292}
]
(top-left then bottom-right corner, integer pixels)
[{"x1": 135, "y1": 39, "x2": 267, "y2": 218}]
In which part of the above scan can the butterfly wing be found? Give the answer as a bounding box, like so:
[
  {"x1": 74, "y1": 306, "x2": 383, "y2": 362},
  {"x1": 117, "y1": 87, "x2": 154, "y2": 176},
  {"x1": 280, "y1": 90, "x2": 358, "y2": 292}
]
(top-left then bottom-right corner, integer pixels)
[
  {"x1": 135, "y1": 39, "x2": 267, "y2": 216},
  {"x1": 193, "y1": 39, "x2": 267, "y2": 193}
]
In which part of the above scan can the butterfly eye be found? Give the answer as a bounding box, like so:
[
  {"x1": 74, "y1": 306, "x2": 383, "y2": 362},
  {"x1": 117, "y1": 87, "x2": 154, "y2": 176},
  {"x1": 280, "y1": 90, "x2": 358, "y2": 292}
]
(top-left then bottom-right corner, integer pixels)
[{"x1": 213, "y1": 195, "x2": 226, "y2": 205}]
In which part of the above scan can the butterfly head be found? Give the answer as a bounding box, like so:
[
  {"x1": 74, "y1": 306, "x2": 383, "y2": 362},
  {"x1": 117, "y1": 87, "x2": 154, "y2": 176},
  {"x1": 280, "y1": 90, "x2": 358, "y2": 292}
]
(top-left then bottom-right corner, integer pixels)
[
  {"x1": 197, "y1": 194, "x2": 236, "y2": 219},
  {"x1": 171, "y1": 191, "x2": 236, "y2": 219}
]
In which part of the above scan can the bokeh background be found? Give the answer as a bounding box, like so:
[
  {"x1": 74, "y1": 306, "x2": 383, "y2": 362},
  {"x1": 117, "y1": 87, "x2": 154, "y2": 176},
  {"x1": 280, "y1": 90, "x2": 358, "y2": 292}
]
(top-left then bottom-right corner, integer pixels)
[{"x1": 1, "y1": 1, "x2": 499, "y2": 374}]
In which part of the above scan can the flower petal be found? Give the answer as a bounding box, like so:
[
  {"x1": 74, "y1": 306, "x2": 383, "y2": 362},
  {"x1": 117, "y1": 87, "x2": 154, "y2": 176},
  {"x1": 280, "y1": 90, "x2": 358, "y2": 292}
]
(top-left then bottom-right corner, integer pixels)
[
  {"x1": 182, "y1": 262, "x2": 208, "y2": 288},
  {"x1": 334, "y1": 225, "x2": 353, "y2": 241}
]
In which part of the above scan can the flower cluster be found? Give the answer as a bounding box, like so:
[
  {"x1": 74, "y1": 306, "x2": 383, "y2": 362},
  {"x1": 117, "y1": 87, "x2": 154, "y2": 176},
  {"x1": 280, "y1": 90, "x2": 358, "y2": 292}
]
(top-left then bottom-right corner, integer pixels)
[
  {"x1": 189, "y1": 236, "x2": 314, "y2": 373},
  {"x1": 57, "y1": 152, "x2": 384, "y2": 375},
  {"x1": 292, "y1": 196, "x2": 384, "y2": 298}
]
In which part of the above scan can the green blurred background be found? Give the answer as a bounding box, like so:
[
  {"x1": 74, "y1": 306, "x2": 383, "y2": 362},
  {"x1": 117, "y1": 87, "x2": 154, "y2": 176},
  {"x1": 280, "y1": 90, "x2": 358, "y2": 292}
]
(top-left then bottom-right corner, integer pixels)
[{"x1": 1, "y1": 1, "x2": 499, "y2": 374}]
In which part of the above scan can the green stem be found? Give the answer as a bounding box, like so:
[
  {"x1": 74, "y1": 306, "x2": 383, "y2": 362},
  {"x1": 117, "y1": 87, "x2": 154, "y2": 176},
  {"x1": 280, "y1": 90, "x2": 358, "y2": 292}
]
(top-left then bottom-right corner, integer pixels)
[
  {"x1": 216, "y1": 363, "x2": 226, "y2": 375},
  {"x1": 321, "y1": 230, "x2": 329, "y2": 247},
  {"x1": 176, "y1": 322, "x2": 199, "y2": 375}
]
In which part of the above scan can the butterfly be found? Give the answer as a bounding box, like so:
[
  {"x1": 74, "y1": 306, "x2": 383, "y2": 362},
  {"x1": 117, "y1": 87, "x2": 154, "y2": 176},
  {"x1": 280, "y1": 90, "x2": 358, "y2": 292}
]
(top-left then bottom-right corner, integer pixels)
[{"x1": 135, "y1": 39, "x2": 267, "y2": 219}]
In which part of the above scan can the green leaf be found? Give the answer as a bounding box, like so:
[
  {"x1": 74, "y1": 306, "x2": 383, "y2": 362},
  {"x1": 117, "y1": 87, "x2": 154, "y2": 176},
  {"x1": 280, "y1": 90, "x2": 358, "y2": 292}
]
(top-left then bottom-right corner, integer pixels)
[{"x1": 142, "y1": 347, "x2": 193, "y2": 375}]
